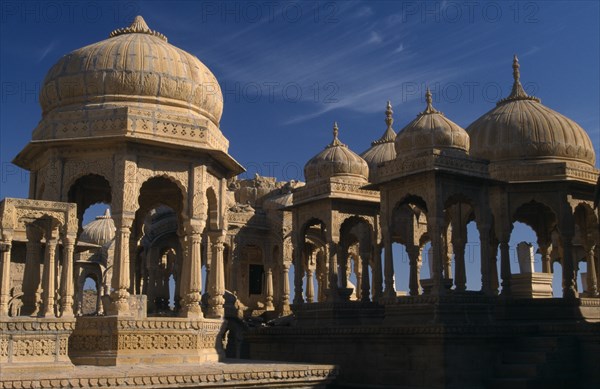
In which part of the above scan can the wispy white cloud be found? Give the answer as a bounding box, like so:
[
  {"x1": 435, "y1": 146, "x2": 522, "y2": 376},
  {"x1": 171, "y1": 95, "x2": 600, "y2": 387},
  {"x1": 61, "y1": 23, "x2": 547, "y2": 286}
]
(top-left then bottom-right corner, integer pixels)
[
  {"x1": 355, "y1": 6, "x2": 373, "y2": 18},
  {"x1": 367, "y1": 31, "x2": 382, "y2": 44},
  {"x1": 522, "y1": 46, "x2": 541, "y2": 57},
  {"x1": 37, "y1": 40, "x2": 56, "y2": 62},
  {"x1": 170, "y1": 2, "x2": 514, "y2": 125}
]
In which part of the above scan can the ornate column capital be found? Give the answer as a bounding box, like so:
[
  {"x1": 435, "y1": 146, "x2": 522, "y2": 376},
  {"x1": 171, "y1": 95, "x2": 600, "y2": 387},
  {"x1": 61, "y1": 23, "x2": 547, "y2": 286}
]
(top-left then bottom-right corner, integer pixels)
[{"x1": 0, "y1": 241, "x2": 11, "y2": 252}]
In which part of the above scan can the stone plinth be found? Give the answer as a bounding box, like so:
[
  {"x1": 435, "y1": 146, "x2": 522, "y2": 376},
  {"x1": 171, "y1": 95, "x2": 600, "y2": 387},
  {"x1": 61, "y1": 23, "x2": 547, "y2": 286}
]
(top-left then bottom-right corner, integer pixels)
[
  {"x1": 291, "y1": 301, "x2": 384, "y2": 327},
  {"x1": 69, "y1": 316, "x2": 225, "y2": 366},
  {"x1": 419, "y1": 278, "x2": 453, "y2": 295},
  {"x1": 511, "y1": 273, "x2": 553, "y2": 298},
  {"x1": 0, "y1": 360, "x2": 338, "y2": 388},
  {"x1": 0, "y1": 317, "x2": 75, "y2": 378}
]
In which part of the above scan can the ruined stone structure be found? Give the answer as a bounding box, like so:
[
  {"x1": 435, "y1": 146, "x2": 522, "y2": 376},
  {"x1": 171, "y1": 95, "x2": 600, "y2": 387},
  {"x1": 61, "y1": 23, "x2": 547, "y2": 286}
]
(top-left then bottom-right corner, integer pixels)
[{"x1": 1, "y1": 15, "x2": 599, "y2": 389}]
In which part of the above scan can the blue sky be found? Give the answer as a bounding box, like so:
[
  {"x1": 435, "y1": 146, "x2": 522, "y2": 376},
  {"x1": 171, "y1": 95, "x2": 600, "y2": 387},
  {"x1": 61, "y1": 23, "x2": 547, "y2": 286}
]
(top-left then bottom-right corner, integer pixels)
[{"x1": 1, "y1": 1, "x2": 599, "y2": 294}]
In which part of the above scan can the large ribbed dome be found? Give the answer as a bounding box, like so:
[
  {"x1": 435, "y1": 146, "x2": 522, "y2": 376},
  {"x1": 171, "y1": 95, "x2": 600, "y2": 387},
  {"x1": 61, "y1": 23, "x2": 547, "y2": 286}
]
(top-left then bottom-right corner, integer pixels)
[
  {"x1": 39, "y1": 16, "x2": 223, "y2": 125},
  {"x1": 79, "y1": 208, "x2": 115, "y2": 246},
  {"x1": 395, "y1": 89, "x2": 469, "y2": 157},
  {"x1": 361, "y1": 101, "x2": 397, "y2": 176},
  {"x1": 304, "y1": 123, "x2": 369, "y2": 184},
  {"x1": 467, "y1": 56, "x2": 595, "y2": 166}
]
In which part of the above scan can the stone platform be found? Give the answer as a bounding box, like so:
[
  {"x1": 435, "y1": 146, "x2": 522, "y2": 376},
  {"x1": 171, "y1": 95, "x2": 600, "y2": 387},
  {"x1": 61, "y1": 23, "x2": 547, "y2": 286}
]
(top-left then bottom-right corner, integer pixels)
[
  {"x1": 0, "y1": 360, "x2": 338, "y2": 388},
  {"x1": 0, "y1": 317, "x2": 76, "y2": 375},
  {"x1": 245, "y1": 297, "x2": 600, "y2": 388},
  {"x1": 69, "y1": 316, "x2": 224, "y2": 366}
]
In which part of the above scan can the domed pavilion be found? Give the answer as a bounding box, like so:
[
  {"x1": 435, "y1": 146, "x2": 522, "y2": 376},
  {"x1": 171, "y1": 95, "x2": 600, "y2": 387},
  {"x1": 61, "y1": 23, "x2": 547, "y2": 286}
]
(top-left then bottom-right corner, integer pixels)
[
  {"x1": 369, "y1": 56, "x2": 599, "y2": 300},
  {"x1": 9, "y1": 15, "x2": 245, "y2": 367},
  {"x1": 290, "y1": 123, "x2": 382, "y2": 304}
]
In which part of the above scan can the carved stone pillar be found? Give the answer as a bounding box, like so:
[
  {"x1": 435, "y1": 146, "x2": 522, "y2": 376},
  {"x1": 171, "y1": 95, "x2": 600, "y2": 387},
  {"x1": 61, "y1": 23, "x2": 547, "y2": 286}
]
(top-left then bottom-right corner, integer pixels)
[
  {"x1": 338, "y1": 246, "x2": 348, "y2": 290},
  {"x1": 354, "y1": 256, "x2": 362, "y2": 301},
  {"x1": 306, "y1": 268, "x2": 314, "y2": 303},
  {"x1": 96, "y1": 287, "x2": 104, "y2": 315},
  {"x1": 0, "y1": 239, "x2": 12, "y2": 317},
  {"x1": 561, "y1": 232, "x2": 578, "y2": 299},
  {"x1": 372, "y1": 243, "x2": 383, "y2": 301},
  {"x1": 146, "y1": 261, "x2": 157, "y2": 313},
  {"x1": 265, "y1": 266, "x2": 274, "y2": 310},
  {"x1": 428, "y1": 217, "x2": 445, "y2": 296},
  {"x1": 60, "y1": 236, "x2": 75, "y2": 317},
  {"x1": 41, "y1": 237, "x2": 58, "y2": 317},
  {"x1": 539, "y1": 242, "x2": 552, "y2": 274},
  {"x1": 585, "y1": 245, "x2": 598, "y2": 296},
  {"x1": 478, "y1": 224, "x2": 493, "y2": 295},
  {"x1": 490, "y1": 238, "x2": 499, "y2": 295},
  {"x1": 207, "y1": 233, "x2": 226, "y2": 318},
  {"x1": 281, "y1": 261, "x2": 291, "y2": 313},
  {"x1": 75, "y1": 280, "x2": 83, "y2": 316},
  {"x1": 443, "y1": 235, "x2": 452, "y2": 280},
  {"x1": 383, "y1": 232, "x2": 395, "y2": 298},
  {"x1": 326, "y1": 241, "x2": 340, "y2": 300},
  {"x1": 109, "y1": 215, "x2": 133, "y2": 316},
  {"x1": 293, "y1": 245, "x2": 304, "y2": 304},
  {"x1": 499, "y1": 240, "x2": 511, "y2": 297},
  {"x1": 407, "y1": 245, "x2": 422, "y2": 296},
  {"x1": 453, "y1": 237, "x2": 467, "y2": 292},
  {"x1": 181, "y1": 221, "x2": 204, "y2": 318},
  {"x1": 22, "y1": 230, "x2": 42, "y2": 315},
  {"x1": 360, "y1": 251, "x2": 371, "y2": 302}
]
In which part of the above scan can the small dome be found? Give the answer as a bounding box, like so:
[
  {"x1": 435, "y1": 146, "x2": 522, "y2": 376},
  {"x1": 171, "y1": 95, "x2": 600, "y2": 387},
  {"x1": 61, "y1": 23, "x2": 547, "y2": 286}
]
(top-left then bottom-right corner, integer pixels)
[
  {"x1": 361, "y1": 101, "x2": 398, "y2": 178},
  {"x1": 467, "y1": 56, "x2": 595, "y2": 166},
  {"x1": 79, "y1": 209, "x2": 115, "y2": 246},
  {"x1": 395, "y1": 89, "x2": 469, "y2": 157},
  {"x1": 304, "y1": 122, "x2": 369, "y2": 184},
  {"x1": 39, "y1": 16, "x2": 223, "y2": 125}
]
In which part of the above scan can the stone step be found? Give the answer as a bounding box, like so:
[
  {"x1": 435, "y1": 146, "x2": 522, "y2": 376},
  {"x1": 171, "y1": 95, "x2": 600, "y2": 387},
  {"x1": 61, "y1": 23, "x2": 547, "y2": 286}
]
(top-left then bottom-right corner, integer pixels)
[
  {"x1": 515, "y1": 336, "x2": 576, "y2": 351},
  {"x1": 487, "y1": 377, "x2": 572, "y2": 389},
  {"x1": 486, "y1": 378, "x2": 531, "y2": 389},
  {"x1": 502, "y1": 351, "x2": 547, "y2": 364},
  {"x1": 495, "y1": 363, "x2": 539, "y2": 379}
]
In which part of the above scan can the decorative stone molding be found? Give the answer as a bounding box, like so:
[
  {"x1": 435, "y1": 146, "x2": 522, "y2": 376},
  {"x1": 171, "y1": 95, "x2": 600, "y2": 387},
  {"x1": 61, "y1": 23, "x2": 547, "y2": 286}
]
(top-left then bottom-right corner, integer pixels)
[
  {"x1": 0, "y1": 317, "x2": 75, "y2": 373},
  {"x1": 69, "y1": 317, "x2": 226, "y2": 365},
  {"x1": 0, "y1": 364, "x2": 338, "y2": 388}
]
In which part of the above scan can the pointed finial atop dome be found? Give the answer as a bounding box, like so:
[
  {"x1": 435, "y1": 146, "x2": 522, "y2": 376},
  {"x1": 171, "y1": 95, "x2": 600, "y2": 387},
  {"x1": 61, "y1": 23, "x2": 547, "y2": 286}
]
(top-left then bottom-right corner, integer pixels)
[
  {"x1": 98, "y1": 208, "x2": 111, "y2": 219},
  {"x1": 512, "y1": 54, "x2": 520, "y2": 82},
  {"x1": 498, "y1": 54, "x2": 540, "y2": 105},
  {"x1": 385, "y1": 101, "x2": 394, "y2": 128},
  {"x1": 131, "y1": 15, "x2": 150, "y2": 31},
  {"x1": 419, "y1": 87, "x2": 442, "y2": 116},
  {"x1": 371, "y1": 101, "x2": 397, "y2": 145},
  {"x1": 327, "y1": 121, "x2": 346, "y2": 148},
  {"x1": 109, "y1": 15, "x2": 168, "y2": 42}
]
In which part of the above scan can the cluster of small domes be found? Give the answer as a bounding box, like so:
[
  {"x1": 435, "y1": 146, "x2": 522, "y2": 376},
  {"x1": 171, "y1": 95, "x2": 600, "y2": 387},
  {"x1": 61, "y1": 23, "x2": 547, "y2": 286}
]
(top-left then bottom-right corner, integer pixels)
[
  {"x1": 38, "y1": 16, "x2": 595, "y2": 182},
  {"x1": 303, "y1": 55, "x2": 596, "y2": 184}
]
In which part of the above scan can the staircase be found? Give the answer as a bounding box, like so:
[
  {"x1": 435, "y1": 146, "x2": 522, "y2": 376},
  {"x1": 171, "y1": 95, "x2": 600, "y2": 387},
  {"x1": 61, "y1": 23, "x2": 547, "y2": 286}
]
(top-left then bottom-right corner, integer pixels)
[{"x1": 488, "y1": 336, "x2": 579, "y2": 389}]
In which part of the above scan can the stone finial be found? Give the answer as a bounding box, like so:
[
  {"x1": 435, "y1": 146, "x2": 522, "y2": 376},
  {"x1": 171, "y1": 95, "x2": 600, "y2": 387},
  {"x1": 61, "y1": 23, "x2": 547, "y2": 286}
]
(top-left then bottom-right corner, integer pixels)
[
  {"x1": 109, "y1": 15, "x2": 168, "y2": 42},
  {"x1": 498, "y1": 55, "x2": 540, "y2": 105},
  {"x1": 328, "y1": 121, "x2": 346, "y2": 148},
  {"x1": 512, "y1": 54, "x2": 521, "y2": 83},
  {"x1": 98, "y1": 208, "x2": 111, "y2": 219},
  {"x1": 420, "y1": 87, "x2": 441, "y2": 116},
  {"x1": 385, "y1": 101, "x2": 394, "y2": 128},
  {"x1": 371, "y1": 101, "x2": 397, "y2": 145}
]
